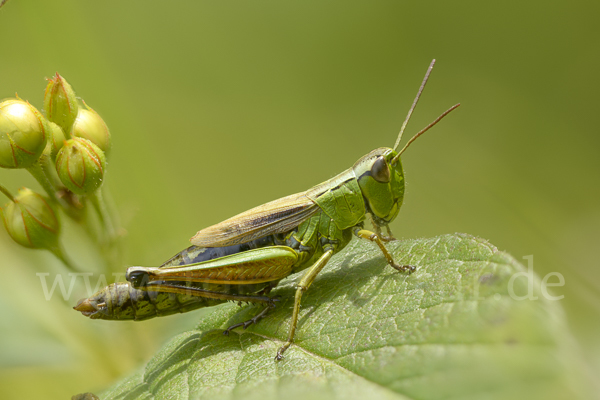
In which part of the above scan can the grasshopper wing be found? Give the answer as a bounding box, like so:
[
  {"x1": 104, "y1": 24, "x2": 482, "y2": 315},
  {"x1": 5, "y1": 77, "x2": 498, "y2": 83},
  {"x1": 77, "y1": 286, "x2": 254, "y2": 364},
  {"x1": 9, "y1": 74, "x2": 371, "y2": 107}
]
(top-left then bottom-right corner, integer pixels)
[{"x1": 191, "y1": 191, "x2": 319, "y2": 247}]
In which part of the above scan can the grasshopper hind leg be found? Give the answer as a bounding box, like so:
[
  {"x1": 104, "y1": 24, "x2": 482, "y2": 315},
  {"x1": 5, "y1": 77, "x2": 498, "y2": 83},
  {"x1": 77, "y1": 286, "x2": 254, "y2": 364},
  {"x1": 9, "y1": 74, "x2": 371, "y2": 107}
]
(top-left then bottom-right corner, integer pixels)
[{"x1": 275, "y1": 248, "x2": 335, "y2": 360}]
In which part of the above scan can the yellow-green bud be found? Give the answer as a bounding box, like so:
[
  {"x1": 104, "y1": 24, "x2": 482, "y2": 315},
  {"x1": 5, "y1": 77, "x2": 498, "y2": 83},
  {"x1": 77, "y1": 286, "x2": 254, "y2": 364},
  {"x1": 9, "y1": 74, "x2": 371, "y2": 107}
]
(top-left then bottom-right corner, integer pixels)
[
  {"x1": 0, "y1": 99, "x2": 48, "y2": 169},
  {"x1": 55, "y1": 137, "x2": 106, "y2": 195},
  {"x1": 72, "y1": 104, "x2": 111, "y2": 154},
  {"x1": 44, "y1": 73, "x2": 79, "y2": 133},
  {"x1": 1, "y1": 187, "x2": 60, "y2": 250},
  {"x1": 43, "y1": 121, "x2": 66, "y2": 160}
]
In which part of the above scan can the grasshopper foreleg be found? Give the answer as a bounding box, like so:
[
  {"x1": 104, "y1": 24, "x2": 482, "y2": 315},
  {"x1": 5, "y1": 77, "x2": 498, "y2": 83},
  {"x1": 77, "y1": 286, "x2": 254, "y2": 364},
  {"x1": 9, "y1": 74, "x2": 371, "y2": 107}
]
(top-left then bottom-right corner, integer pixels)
[
  {"x1": 353, "y1": 227, "x2": 415, "y2": 273},
  {"x1": 382, "y1": 225, "x2": 397, "y2": 242},
  {"x1": 369, "y1": 215, "x2": 397, "y2": 242}
]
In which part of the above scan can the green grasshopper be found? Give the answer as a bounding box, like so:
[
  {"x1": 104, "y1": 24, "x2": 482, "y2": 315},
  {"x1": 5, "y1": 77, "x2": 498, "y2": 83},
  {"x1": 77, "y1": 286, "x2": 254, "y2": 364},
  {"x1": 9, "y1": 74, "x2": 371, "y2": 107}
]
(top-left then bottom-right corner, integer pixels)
[{"x1": 75, "y1": 59, "x2": 459, "y2": 360}]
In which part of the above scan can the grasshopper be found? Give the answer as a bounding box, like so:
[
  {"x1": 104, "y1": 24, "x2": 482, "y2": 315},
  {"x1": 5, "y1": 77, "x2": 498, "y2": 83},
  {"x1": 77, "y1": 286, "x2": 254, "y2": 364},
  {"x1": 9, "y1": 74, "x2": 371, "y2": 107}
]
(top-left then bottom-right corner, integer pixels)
[{"x1": 75, "y1": 59, "x2": 459, "y2": 360}]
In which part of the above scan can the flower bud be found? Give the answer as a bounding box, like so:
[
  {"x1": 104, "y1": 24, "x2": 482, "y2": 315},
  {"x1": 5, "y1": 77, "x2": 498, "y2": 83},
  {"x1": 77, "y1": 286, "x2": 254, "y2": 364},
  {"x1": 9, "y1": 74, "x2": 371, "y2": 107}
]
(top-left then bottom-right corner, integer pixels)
[
  {"x1": 43, "y1": 121, "x2": 66, "y2": 160},
  {"x1": 44, "y1": 73, "x2": 79, "y2": 133},
  {"x1": 72, "y1": 104, "x2": 111, "y2": 154},
  {"x1": 0, "y1": 99, "x2": 48, "y2": 169},
  {"x1": 1, "y1": 187, "x2": 60, "y2": 250},
  {"x1": 55, "y1": 137, "x2": 106, "y2": 195}
]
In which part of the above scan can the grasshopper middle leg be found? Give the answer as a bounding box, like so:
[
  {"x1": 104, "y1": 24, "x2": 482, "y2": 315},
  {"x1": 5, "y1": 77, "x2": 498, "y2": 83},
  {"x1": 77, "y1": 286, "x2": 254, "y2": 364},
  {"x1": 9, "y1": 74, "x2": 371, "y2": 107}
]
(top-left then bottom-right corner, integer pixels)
[{"x1": 223, "y1": 300, "x2": 278, "y2": 335}]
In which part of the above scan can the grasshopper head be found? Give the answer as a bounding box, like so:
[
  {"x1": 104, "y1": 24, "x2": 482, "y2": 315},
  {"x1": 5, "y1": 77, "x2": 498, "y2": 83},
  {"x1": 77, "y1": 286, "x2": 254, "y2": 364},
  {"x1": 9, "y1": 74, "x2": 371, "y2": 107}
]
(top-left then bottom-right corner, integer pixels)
[
  {"x1": 353, "y1": 59, "x2": 460, "y2": 227},
  {"x1": 353, "y1": 148, "x2": 404, "y2": 226}
]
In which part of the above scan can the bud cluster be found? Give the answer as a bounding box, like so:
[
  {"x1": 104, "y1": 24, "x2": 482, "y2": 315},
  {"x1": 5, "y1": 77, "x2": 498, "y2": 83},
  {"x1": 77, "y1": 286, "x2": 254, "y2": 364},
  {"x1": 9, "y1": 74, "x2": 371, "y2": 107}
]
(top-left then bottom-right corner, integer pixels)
[{"x1": 0, "y1": 73, "x2": 116, "y2": 267}]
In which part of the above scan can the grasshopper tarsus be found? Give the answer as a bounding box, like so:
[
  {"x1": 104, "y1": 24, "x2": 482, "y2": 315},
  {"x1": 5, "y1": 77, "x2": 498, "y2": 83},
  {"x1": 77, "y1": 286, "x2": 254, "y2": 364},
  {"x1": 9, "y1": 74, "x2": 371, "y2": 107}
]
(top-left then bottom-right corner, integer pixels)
[
  {"x1": 275, "y1": 347, "x2": 287, "y2": 361},
  {"x1": 276, "y1": 341, "x2": 293, "y2": 361},
  {"x1": 393, "y1": 264, "x2": 417, "y2": 274},
  {"x1": 379, "y1": 234, "x2": 397, "y2": 243},
  {"x1": 387, "y1": 259, "x2": 417, "y2": 273},
  {"x1": 384, "y1": 226, "x2": 398, "y2": 242}
]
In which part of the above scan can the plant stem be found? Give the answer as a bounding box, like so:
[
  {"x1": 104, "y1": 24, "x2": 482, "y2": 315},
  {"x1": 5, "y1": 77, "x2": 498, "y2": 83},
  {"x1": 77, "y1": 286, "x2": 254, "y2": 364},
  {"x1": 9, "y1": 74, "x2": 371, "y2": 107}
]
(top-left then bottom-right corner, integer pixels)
[
  {"x1": 32, "y1": 156, "x2": 88, "y2": 221},
  {"x1": 90, "y1": 189, "x2": 116, "y2": 242},
  {"x1": 39, "y1": 153, "x2": 63, "y2": 191},
  {"x1": 102, "y1": 186, "x2": 122, "y2": 242},
  {"x1": 49, "y1": 245, "x2": 78, "y2": 272},
  {"x1": 26, "y1": 161, "x2": 58, "y2": 203},
  {"x1": 89, "y1": 188, "x2": 124, "y2": 274},
  {"x1": 0, "y1": 184, "x2": 15, "y2": 202}
]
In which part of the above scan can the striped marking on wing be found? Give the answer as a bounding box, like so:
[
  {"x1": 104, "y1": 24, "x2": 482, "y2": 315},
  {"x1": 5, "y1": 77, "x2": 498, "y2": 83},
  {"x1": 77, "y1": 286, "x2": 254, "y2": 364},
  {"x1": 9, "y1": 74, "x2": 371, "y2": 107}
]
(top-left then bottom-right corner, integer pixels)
[{"x1": 190, "y1": 191, "x2": 320, "y2": 247}]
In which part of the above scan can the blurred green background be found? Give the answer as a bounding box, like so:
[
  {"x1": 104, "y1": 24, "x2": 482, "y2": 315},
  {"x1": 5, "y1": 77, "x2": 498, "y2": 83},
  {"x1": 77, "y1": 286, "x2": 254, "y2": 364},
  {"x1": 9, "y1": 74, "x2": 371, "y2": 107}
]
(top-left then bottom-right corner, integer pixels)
[{"x1": 1, "y1": 0, "x2": 599, "y2": 398}]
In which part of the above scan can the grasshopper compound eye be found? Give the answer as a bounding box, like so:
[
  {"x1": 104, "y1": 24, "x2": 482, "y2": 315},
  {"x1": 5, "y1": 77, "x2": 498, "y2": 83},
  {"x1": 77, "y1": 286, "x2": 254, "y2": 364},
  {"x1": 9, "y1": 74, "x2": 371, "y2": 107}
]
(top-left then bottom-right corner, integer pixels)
[{"x1": 371, "y1": 156, "x2": 391, "y2": 183}]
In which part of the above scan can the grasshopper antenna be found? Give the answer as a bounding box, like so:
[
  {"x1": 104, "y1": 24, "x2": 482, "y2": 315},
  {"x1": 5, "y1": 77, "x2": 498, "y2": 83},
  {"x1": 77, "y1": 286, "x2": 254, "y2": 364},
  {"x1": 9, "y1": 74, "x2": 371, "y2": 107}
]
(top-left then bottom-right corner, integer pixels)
[
  {"x1": 393, "y1": 59, "x2": 436, "y2": 151},
  {"x1": 391, "y1": 103, "x2": 460, "y2": 164}
]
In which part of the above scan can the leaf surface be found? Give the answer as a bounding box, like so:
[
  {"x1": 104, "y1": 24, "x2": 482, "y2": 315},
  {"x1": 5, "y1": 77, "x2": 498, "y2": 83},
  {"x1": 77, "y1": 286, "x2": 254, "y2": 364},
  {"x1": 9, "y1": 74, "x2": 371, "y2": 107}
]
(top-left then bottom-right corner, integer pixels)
[{"x1": 102, "y1": 234, "x2": 590, "y2": 400}]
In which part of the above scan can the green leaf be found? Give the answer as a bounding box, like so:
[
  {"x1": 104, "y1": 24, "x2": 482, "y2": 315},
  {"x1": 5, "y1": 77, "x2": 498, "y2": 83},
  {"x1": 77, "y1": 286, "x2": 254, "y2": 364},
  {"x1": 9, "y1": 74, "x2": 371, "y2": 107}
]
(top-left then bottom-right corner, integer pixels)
[{"x1": 102, "y1": 234, "x2": 591, "y2": 400}]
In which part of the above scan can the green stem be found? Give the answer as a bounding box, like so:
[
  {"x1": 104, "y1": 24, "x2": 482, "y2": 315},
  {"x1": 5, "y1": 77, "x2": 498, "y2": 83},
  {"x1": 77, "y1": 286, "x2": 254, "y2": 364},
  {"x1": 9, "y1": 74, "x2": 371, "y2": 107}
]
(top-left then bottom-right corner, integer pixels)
[
  {"x1": 89, "y1": 188, "x2": 124, "y2": 274},
  {"x1": 90, "y1": 189, "x2": 116, "y2": 242},
  {"x1": 0, "y1": 184, "x2": 15, "y2": 202},
  {"x1": 49, "y1": 245, "x2": 78, "y2": 272},
  {"x1": 101, "y1": 186, "x2": 122, "y2": 243},
  {"x1": 102, "y1": 186, "x2": 124, "y2": 273},
  {"x1": 39, "y1": 153, "x2": 62, "y2": 191},
  {"x1": 26, "y1": 161, "x2": 58, "y2": 203},
  {"x1": 28, "y1": 158, "x2": 86, "y2": 221},
  {"x1": 79, "y1": 204, "x2": 102, "y2": 243}
]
